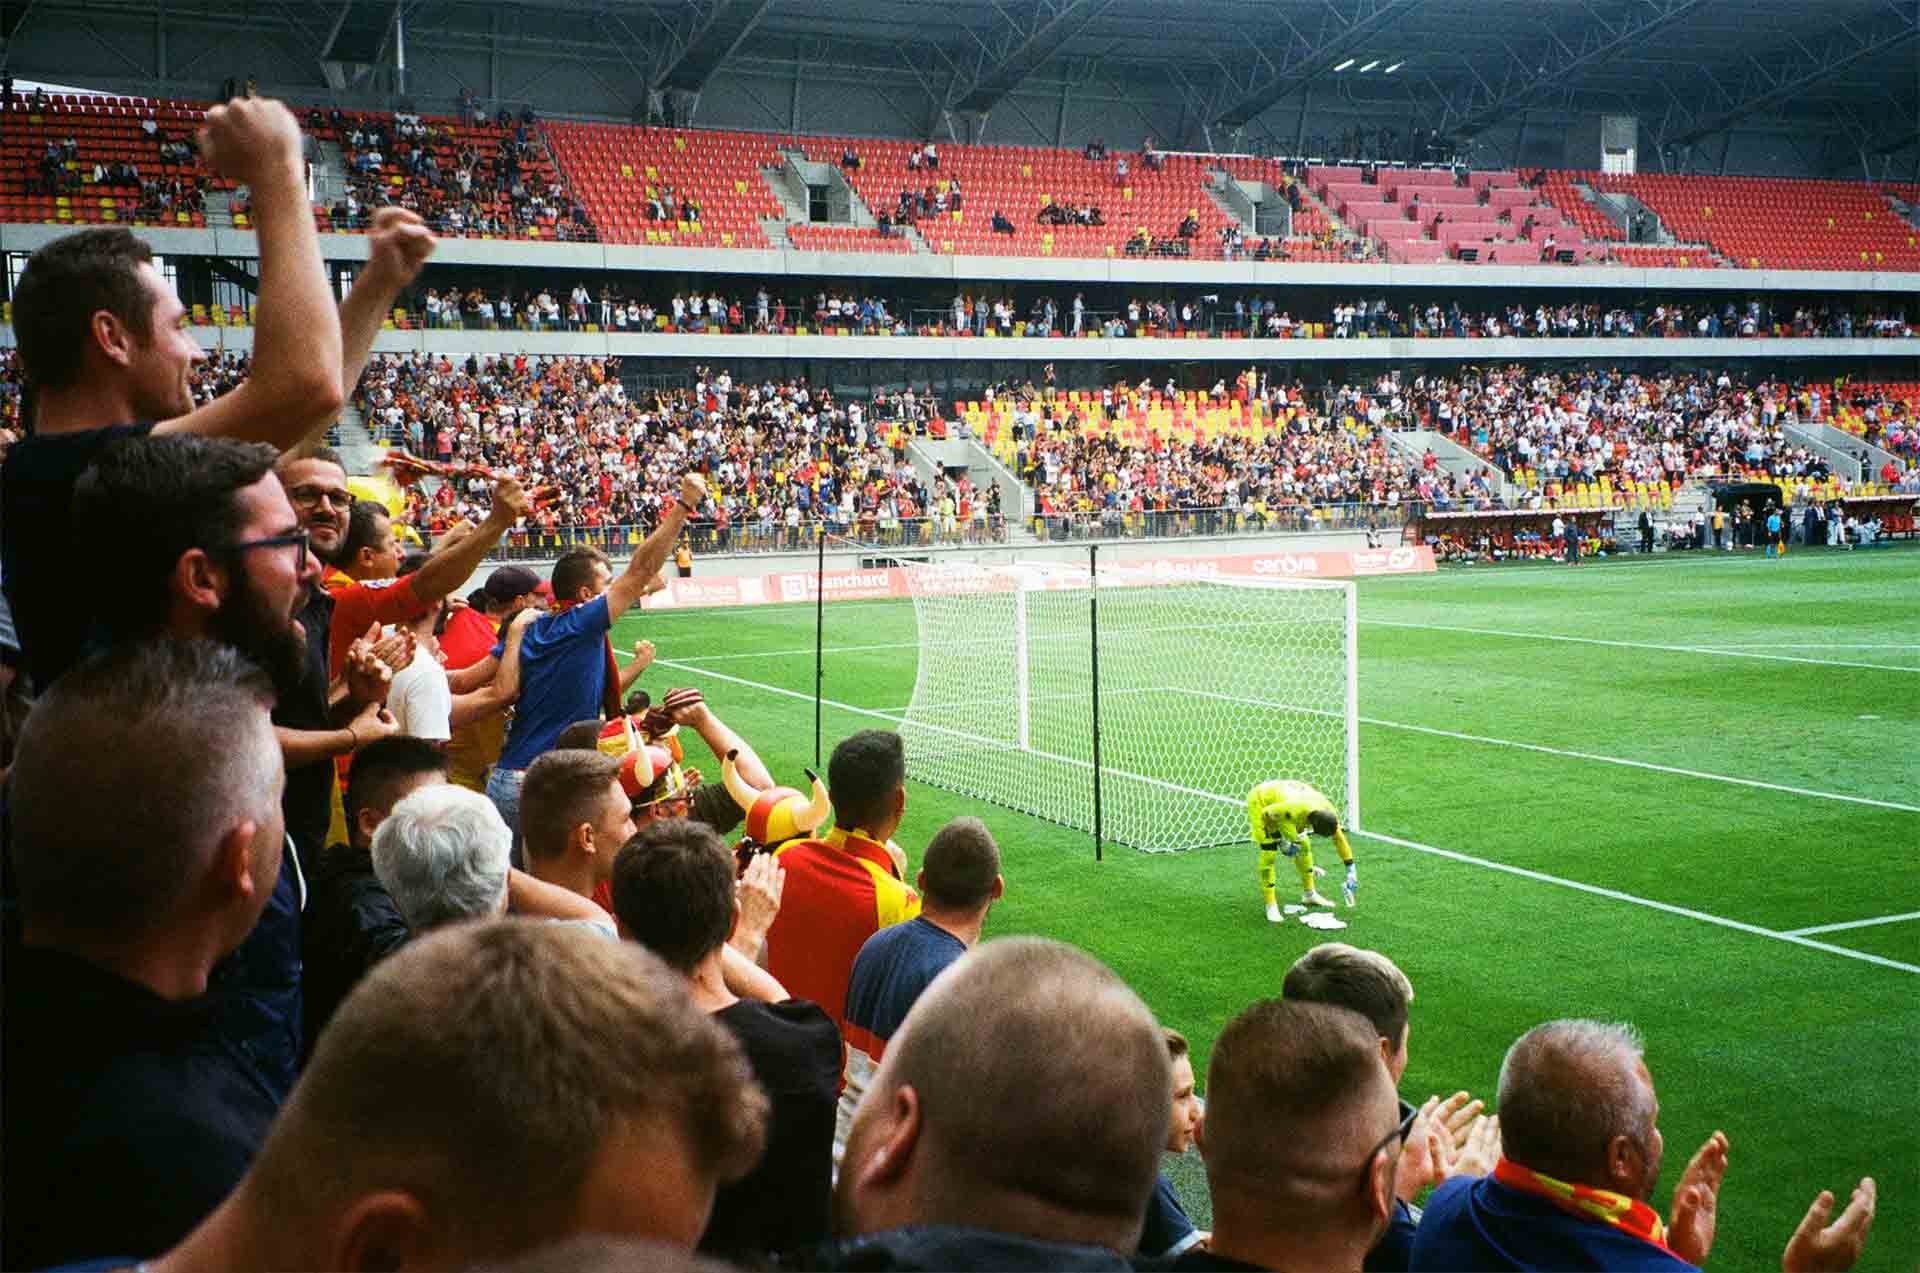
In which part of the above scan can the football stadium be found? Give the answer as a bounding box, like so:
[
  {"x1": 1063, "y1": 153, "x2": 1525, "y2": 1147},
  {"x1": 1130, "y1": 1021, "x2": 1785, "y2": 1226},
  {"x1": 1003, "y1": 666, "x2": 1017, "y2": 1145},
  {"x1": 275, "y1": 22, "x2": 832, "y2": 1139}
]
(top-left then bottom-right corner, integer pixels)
[{"x1": 0, "y1": 1, "x2": 1915, "y2": 1269}]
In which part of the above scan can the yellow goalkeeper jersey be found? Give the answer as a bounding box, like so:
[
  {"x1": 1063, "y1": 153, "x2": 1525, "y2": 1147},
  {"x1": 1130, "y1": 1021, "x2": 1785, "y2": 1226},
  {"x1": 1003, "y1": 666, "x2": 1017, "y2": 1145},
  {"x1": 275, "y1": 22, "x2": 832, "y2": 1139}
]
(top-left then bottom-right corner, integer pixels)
[{"x1": 1247, "y1": 779, "x2": 1336, "y2": 846}]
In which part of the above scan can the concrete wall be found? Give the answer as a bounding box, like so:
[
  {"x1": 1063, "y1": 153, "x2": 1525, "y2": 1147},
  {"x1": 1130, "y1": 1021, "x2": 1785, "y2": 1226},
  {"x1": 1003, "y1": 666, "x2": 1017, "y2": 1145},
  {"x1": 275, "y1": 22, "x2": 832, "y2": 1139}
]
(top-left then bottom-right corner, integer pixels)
[
  {"x1": 15, "y1": 321, "x2": 1906, "y2": 367},
  {"x1": 4, "y1": 223, "x2": 1916, "y2": 297}
]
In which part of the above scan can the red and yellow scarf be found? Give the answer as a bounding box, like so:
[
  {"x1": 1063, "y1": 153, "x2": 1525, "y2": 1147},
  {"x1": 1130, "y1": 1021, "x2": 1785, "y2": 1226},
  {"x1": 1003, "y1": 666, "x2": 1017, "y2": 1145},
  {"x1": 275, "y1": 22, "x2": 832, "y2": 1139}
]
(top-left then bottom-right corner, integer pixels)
[
  {"x1": 550, "y1": 595, "x2": 624, "y2": 719},
  {"x1": 1494, "y1": 1158, "x2": 1673, "y2": 1254}
]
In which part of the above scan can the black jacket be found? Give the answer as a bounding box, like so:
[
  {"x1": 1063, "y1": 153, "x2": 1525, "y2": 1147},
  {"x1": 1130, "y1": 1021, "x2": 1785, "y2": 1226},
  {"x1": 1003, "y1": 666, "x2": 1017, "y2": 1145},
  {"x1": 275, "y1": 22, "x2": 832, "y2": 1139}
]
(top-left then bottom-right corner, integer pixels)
[
  {"x1": 301, "y1": 842, "x2": 410, "y2": 1059},
  {"x1": 801, "y1": 1225, "x2": 1135, "y2": 1271}
]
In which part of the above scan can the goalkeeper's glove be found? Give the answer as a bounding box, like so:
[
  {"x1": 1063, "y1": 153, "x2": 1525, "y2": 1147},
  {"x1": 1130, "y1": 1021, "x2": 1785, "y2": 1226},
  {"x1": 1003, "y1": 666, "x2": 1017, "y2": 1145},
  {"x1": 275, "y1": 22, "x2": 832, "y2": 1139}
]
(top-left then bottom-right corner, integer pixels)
[
  {"x1": 1279, "y1": 841, "x2": 1301, "y2": 858},
  {"x1": 1343, "y1": 863, "x2": 1358, "y2": 908}
]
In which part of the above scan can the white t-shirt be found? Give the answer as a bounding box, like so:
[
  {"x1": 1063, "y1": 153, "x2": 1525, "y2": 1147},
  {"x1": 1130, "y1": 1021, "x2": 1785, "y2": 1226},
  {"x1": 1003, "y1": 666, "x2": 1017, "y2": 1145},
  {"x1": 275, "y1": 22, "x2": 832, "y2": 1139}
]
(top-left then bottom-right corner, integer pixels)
[{"x1": 388, "y1": 651, "x2": 454, "y2": 741}]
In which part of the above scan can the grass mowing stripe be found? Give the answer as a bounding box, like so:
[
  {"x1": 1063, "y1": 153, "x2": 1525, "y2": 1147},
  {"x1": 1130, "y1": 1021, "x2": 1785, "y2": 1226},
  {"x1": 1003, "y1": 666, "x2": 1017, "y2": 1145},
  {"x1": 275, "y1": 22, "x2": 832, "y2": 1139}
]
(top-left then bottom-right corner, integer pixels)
[
  {"x1": 626, "y1": 651, "x2": 1920, "y2": 978},
  {"x1": 878, "y1": 680, "x2": 1917, "y2": 814},
  {"x1": 1366, "y1": 620, "x2": 1920, "y2": 673},
  {"x1": 1785, "y1": 912, "x2": 1920, "y2": 936},
  {"x1": 1356, "y1": 830, "x2": 1920, "y2": 977}
]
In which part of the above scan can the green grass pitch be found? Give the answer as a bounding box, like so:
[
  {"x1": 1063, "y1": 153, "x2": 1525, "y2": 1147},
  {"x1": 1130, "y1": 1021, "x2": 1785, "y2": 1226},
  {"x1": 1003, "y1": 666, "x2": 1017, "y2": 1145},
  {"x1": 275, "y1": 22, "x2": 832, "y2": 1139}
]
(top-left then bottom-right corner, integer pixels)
[{"x1": 612, "y1": 546, "x2": 1920, "y2": 1270}]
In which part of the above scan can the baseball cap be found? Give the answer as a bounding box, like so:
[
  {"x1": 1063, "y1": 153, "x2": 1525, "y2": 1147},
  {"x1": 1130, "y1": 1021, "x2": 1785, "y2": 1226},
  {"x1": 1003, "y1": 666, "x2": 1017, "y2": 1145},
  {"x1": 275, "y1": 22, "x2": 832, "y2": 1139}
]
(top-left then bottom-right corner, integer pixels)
[{"x1": 482, "y1": 565, "x2": 541, "y2": 603}]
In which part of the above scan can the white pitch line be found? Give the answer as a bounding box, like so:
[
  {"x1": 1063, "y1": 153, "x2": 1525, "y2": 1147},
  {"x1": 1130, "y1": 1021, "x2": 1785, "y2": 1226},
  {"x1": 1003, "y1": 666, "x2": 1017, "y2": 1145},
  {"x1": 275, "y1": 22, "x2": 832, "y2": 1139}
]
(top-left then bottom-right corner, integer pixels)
[
  {"x1": 1706, "y1": 643, "x2": 1920, "y2": 650},
  {"x1": 663, "y1": 640, "x2": 922, "y2": 662},
  {"x1": 661, "y1": 650, "x2": 1916, "y2": 811},
  {"x1": 1785, "y1": 911, "x2": 1920, "y2": 937},
  {"x1": 1352, "y1": 717, "x2": 1917, "y2": 812},
  {"x1": 628, "y1": 651, "x2": 1919, "y2": 977},
  {"x1": 1170, "y1": 688, "x2": 1920, "y2": 814},
  {"x1": 1358, "y1": 829, "x2": 1920, "y2": 976},
  {"x1": 1364, "y1": 619, "x2": 1920, "y2": 673}
]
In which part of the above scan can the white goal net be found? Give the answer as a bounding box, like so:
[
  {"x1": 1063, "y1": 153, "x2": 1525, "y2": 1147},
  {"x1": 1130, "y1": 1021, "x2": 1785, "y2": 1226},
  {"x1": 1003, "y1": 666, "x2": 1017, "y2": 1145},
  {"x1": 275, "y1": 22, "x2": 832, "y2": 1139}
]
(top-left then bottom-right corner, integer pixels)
[{"x1": 897, "y1": 560, "x2": 1357, "y2": 852}]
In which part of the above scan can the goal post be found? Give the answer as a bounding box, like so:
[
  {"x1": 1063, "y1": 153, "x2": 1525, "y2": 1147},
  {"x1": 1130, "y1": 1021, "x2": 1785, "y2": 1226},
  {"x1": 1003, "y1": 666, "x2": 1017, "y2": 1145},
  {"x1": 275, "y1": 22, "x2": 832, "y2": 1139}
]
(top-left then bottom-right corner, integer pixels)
[{"x1": 897, "y1": 555, "x2": 1359, "y2": 854}]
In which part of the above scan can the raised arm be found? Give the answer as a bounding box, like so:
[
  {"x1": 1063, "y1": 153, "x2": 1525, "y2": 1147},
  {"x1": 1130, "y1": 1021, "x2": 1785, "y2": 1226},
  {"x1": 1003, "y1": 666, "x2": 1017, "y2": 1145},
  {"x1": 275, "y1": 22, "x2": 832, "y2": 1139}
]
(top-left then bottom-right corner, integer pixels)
[
  {"x1": 604, "y1": 474, "x2": 707, "y2": 621},
  {"x1": 506, "y1": 868, "x2": 612, "y2": 924},
  {"x1": 446, "y1": 607, "x2": 534, "y2": 726},
  {"x1": 406, "y1": 478, "x2": 531, "y2": 604},
  {"x1": 721, "y1": 942, "x2": 789, "y2": 1003},
  {"x1": 446, "y1": 652, "x2": 499, "y2": 695},
  {"x1": 682, "y1": 698, "x2": 773, "y2": 791},
  {"x1": 156, "y1": 98, "x2": 343, "y2": 447},
  {"x1": 336, "y1": 207, "x2": 437, "y2": 405}
]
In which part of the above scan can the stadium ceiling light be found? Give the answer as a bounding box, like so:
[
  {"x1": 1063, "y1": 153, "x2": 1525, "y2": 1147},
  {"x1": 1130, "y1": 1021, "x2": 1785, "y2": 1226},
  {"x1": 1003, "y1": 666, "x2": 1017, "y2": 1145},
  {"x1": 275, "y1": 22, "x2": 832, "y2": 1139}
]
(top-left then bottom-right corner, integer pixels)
[
  {"x1": 1384, "y1": 61, "x2": 1404, "y2": 73},
  {"x1": 1359, "y1": 59, "x2": 1380, "y2": 72},
  {"x1": 1333, "y1": 58, "x2": 1356, "y2": 71}
]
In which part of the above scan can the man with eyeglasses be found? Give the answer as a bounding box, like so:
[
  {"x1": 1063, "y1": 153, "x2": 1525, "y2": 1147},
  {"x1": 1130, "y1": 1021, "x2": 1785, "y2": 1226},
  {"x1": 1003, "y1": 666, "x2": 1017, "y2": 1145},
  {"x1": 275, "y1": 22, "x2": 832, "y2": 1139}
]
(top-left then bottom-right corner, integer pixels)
[
  {"x1": 270, "y1": 444, "x2": 532, "y2": 859},
  {"x1": 1176, "y1": 999, "x2": 1405, "y2": 1273},
  {"x1": 1282, "y1": 943, "x2": 1493, "y2": 1272},
  {"x1": 72, "y1": 432, "x2": 404, "y2": 1101}
]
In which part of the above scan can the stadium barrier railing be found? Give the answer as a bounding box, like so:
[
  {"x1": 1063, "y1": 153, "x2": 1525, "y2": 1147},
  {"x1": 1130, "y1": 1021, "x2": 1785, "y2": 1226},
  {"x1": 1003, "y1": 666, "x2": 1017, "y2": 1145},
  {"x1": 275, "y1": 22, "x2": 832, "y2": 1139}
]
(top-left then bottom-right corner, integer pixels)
[
  {"x1": 378, "y1": 300, "x2": 1913, "y2": 341},
  {"x1": 473, "y1": 502, "x2": 1418, "y2": 562}
]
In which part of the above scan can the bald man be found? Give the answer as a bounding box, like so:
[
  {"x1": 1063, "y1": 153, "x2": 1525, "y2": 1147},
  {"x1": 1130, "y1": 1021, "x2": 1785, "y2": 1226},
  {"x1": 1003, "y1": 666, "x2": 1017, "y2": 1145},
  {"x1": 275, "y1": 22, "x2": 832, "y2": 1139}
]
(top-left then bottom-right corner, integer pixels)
[
  {"x1": 1183, "y1": 999, "x2": 1405, "y2": 1273},
  {"x1": 1411, "y1": 1019, "x2": 1877, "y2": 1273},
  {"x1": 828, "y1": 937, "x2": 1170, "y2": 1269}
]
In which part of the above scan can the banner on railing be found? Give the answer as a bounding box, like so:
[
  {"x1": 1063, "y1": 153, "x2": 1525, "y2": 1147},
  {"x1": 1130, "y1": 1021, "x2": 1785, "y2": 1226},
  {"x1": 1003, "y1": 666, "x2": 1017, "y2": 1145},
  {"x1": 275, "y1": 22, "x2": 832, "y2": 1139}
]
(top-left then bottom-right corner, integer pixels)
[{"x1": 640, "y1": 546, "x2": 1435, "y2": 611}]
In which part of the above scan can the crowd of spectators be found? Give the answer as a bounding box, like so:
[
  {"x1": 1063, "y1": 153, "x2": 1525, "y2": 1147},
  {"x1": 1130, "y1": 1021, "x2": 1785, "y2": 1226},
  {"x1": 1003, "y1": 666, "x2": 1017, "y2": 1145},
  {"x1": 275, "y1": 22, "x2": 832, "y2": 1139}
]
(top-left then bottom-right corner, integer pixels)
[
  {"x1": 354, "y1": 353, "x2": 990, "y2": 549},
  {"x1": 1327, "y1": 295, "x2": 1915, "y2": 340},
  {"x1": 0, "y1": 93, "x2": 1894, "y2": 1273},
  {"x1": 385, "y1": 277, "x2": 1914, "y2": 342},
  {"x1": 1413, "y1": 365, "x2": 1907, "y2": 493},
  {"x1": 346, "y1": 345, "x2": 1910, "y2": 545},
  {"x1": 990, "y1": 372, "x2": 1475, "y2": 539},
  {"x1": 20, "y1": 115, "x2": 211, "y2": 221},
  {"x1": 316, "y1": 106, "x2": 591, "y2": 240}
]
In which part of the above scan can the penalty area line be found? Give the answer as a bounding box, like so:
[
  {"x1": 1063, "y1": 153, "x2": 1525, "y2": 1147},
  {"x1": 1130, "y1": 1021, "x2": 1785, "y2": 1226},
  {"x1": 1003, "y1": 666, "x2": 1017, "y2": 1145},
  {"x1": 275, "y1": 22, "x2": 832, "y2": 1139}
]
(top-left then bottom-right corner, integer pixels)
[
  {"x1": 1784, "y1": 911, "x2": 1920, "y2": 937},
  {"x1": 1355, "y1": 829, "x2": 1920, "y2": 977},
  {"x1": 624, "y1": 652, "x2": 1919, "y2": 977},
  {"x1": 1176, "y1": 688, "x2": 1920, "y2": 814},
  {"x1": 1363, "y1": 619, "x2": 1920, "y2": 674}
]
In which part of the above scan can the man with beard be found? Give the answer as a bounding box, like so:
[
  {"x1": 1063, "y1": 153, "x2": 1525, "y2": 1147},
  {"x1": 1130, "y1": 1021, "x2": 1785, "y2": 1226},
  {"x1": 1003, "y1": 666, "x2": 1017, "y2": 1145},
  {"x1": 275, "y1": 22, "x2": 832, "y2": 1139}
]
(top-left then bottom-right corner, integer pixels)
[
  {"x1": 1, "y1": 97, "x2": 430, "y2": 694},
  {"x1": 290, "y1": 453, "x2": 529, "y2": 845},
  {"x1": 73, "y1": 432, "x2": 402, "y2": 1099}
]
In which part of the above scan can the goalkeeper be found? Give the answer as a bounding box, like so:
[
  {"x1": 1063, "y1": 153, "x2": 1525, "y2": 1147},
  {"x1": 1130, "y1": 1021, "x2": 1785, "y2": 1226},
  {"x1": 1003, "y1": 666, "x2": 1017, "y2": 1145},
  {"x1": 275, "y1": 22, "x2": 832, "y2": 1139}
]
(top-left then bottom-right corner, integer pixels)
[{"x1": 1247, "y1": 779, "x2": 1356, "y2": 920}]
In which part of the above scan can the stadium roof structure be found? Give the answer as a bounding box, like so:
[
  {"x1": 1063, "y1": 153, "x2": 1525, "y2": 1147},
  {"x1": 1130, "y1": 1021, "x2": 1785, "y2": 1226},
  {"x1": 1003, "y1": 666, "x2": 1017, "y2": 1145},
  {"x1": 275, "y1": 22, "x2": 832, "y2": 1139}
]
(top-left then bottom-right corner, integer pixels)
[{"x1": 4, "y1": 0, "x2": 1915, "y2": 169}]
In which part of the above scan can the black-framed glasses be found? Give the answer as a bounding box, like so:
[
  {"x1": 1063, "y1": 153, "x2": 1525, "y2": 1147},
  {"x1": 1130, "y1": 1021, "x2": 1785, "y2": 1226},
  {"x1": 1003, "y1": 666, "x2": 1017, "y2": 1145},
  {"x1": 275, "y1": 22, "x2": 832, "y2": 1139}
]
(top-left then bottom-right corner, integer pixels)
[
  {"x1": 286, "y1": 484, "x2": 354, "y2": 510},
  {"x1": 232, "y1": 528, "x2": 310, "y2": 574},
  {"x1": 1359, "y1": 1102, "x2": 1422, "y2": 1191}
]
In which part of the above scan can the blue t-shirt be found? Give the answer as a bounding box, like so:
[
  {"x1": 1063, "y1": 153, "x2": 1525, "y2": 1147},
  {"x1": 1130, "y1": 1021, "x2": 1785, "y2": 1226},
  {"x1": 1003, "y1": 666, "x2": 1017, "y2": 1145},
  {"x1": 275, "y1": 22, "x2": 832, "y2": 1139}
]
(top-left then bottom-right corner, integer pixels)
[
  {"x1": 844, "y1": 915, "x2": 967, "y2": 1048},
  {"x1": 1140, "y1": 1172, "x2": 1200, "y2": 1260},
  {"x1": 1410, "y1": 1175, "x2": 1697, "y2": 1272},
  {"x1": 494, "y1": 596, "x2": 612, "y2": 770}
]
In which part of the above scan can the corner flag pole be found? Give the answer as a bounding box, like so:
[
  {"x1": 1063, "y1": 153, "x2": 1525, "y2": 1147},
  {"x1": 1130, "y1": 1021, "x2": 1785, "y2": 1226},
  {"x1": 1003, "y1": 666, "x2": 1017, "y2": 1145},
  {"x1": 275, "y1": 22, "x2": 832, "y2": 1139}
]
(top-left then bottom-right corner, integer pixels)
[
  {"x1": 813, "y1": 521, "x2": 825, "y2": 769},
  {"x1": 1089, "y1": 543, "x2": 1103, "y2": 862}
]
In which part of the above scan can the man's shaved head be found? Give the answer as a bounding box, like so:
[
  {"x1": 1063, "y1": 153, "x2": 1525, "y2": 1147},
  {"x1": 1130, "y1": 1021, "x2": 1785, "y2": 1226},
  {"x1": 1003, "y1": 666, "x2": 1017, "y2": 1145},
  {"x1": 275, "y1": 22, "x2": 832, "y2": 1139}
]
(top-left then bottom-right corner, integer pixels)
[
  {"x1": 1201, "y1": 998, "x2": 1400, "y2": 1217},
  {"x1": 838, "y1": 937, "x2": 1169, "y2": 1253}
]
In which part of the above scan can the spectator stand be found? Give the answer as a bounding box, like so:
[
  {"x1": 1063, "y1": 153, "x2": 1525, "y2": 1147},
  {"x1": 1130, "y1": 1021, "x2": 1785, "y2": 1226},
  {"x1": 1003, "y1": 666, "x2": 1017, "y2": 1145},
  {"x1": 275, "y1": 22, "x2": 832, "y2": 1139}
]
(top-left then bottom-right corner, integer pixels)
[
  {"x1": 1, "y1": 92, "x2": 227, "y2": 228},
  {"x1": 317, "y1": 107, "x2": 589, "y2": 241}
]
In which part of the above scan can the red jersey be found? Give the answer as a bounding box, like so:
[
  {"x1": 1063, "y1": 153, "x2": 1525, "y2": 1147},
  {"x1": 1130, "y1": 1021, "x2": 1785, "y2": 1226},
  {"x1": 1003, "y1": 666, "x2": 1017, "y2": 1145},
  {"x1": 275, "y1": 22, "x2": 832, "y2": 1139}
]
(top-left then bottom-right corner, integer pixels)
[
  {"x1": 768, "y1": 828, "x2": 921, "y2": 1038},
  {"x1": 439, "y1": 604, "x2": 499, "y2": 670},
  {"x1": 326, "y1": 574, "x2": 428, "y2": 679}
]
